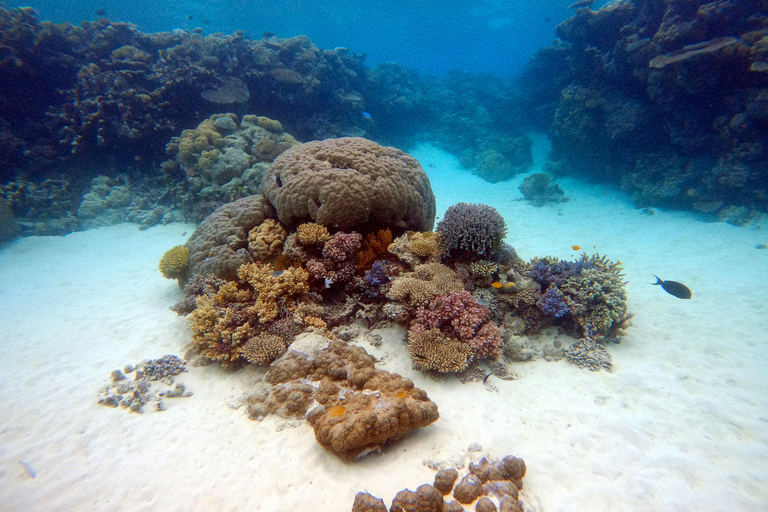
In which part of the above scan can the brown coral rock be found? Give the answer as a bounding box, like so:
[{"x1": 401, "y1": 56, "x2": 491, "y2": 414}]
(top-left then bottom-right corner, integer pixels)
[
  {"x1": 262, "y1": 137, "x2": 436, "y2": 232},
  {"x1": 247, "y1": 218, "x2": 288, "y2": 262},
  {"x1": 185, "y1": 195, "x2": 275, "y2": 281},
  {"x1": 351, "y1": 492, "x2": 387, "y2": 512},
  {"x1": 454, "y1": 474, "x2": 483, "y2": 504},
  {"x1": 390, "y1": 484, "x2": 444, "y2": 512}
]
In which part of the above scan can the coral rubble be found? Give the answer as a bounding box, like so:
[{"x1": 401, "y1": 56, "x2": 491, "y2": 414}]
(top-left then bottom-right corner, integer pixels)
[{"x1": 97, "y1": 355, "x2": 192, "y2": 413}]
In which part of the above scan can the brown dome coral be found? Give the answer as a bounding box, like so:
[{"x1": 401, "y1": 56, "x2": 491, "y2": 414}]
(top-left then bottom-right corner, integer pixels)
[{"x1": 261, "y1": 137, "x2": 436, "y2": 233}]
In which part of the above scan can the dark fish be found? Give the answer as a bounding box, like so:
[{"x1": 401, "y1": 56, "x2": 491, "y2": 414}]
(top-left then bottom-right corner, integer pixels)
[
  {"x1": 568, "y1": 0, "x2": 595, "y2": 8},
  {"x1": 653, "y1": 275, "x2": 692, "y2": 299},
  {"x1": 95, "y1": 8, "x2": 106, "y2": 16}
]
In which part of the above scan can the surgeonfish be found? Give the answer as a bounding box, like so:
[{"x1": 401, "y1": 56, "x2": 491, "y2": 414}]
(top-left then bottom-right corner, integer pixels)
[{"x1": 652, "y1": 275, "x2": 692, "y2": 299}]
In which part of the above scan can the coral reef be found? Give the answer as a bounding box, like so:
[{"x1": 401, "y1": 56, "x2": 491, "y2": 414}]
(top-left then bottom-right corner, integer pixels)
[
  {"x1": 437, "y1": 203, "x2": 507, "y2": 259},
  {"x1": 306, "y1": 231, "x2": 363, "y2": 287},
  {"x1": 407, "y1": 329, "x2": 474, "y2": 374},
  {"x1": 518, "y1": 174, "x2": 568, "y2": 207},
  {"x1": 520, "y1": 0, "x2": 768, "y2": 217},
  {"x1": 247, "y1": 218, "x2": 288, "y2": 262},
  {"x1": 262, "y1": 137, "x2": 436, "y2": 233},
  {"x1": 184, "y1": 194, "x2": 275, "y2": 281},
  {"x1": 388, "y1": 231, "x2": 444, "y2": 267},
  {"x1": 352, "y1": 455, "x2": 526, "y2": 512},
  {"x1": 97, "y1": 355, "x2": 192, "y2": 413},
  {"x1": 565, "y1": 338, "x2": 613, "y2": 372},
  {"x1": 158, "y1": 245, "x2": 190, "y2": 280},
  {"x1": 247, "y1": 340, "x2": 439, "y2": 460},
  {"x1": 386, "y1": 263, "x2": 464, "y2": 308}
]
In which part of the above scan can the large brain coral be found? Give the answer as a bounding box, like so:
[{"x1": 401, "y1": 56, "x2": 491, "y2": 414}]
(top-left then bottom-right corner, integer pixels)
[{"x1": 261, "y1": 137, "x2": 436, "y2": 233}]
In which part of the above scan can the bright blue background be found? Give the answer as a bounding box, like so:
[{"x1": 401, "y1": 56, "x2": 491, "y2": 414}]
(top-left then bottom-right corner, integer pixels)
[{"x1": 11, "y1": 0, "x2": 605, "y2": 77}]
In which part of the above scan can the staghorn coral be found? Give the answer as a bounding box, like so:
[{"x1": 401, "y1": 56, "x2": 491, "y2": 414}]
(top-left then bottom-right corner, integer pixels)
[
  {"x1": 469, "y1": 260, "x2": 498, "y2": 277},
  {"x1": 185, "y1": 194, "x2": 275, "y2": 281},
  {"x1": 437, "y1": 202, "x2": 507, "y2": 258},
  {"x1": 386, "y1": 263, "x2": 464, "y2": 307},
  {"x1": 247, "y1": 340, "x2": 439, "y2": 460},
  {"x1": 242, "y1": 333, "x2": 288, "y2": 366},
  {"x1": 158, "y1": 245, "x2": 190, "y2": 280},
  {"x1": 247, "y1": 218, "x2": 288, "y2": 262},
  {"x1": 407, "y1": 329, "x2": 473, "y2": 373},
  {"x1": 237, "y1": 263, "x2": 310, "y2": 323},
  {"x1": 262, "y1": 137, "x2": 436, "y2": 233}
]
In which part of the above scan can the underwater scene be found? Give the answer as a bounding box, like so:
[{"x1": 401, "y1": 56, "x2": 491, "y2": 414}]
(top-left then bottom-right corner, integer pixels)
[{"x1": 0, "y1": 0, "x2": 767, "y2": 510}]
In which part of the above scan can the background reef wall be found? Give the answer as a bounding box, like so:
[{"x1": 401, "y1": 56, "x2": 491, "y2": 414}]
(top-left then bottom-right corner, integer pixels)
[{"x1": 519, "y1": 0, "x2": 768, "y2": 221}]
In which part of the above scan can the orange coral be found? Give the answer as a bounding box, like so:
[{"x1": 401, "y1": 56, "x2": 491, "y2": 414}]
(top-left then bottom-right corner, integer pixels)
[{"x1": 358, "y1": 228, "x2": 392, "y2": 270}]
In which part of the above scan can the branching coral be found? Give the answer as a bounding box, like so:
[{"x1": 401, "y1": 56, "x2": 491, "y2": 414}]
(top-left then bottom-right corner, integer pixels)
[
  {"x1": 237, "y1": 263, "x2": 310, "y2": 323},
  {"x1": 358, "y1": 228, "x2": 392, "y2": 270},
  {"x1": 562, "y1": 266, "x2": 627, "y2": 339},
  {"x1": 407, "y1": 329, "x2": 473, "y2": 373},
  {"x1": 410, "y1": 290, "x2": 504, "y2": 361},
  {"x1": 242, "y1": 333, "x2": 288, "y2": 365},
  {"x1": 306, "y1": 231, "x2": 362, "y2": 286},
  {"x1": 436, "y1": 202, "x2": 507, "y2": 258},
  {"x1": 386, "y1": 262, "x2": 463, "y2": 307},
  {"x1": 296, "y1": 222, "x2": 331, "y2": 246}
]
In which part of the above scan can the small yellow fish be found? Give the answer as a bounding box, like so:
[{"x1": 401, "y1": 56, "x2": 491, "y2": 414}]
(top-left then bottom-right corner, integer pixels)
[
  {"x1": 491, "y1": 282, "x2": 503, "y2": 289},
  {"x1": 572, "y1": 245, "x2": 580, "y2": 251}
]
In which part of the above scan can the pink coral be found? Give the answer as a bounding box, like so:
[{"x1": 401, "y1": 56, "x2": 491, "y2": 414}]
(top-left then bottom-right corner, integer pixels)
[
  {"x1": 306, "y1": 231, "x2": 362, "y2": 285},
  {"x1": 409, "y1": 290, "x2": 503, "y2": 362}
]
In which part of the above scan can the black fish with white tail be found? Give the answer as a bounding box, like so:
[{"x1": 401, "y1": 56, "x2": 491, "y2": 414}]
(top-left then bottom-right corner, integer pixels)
[{"x1": 652, "y1": 275, "x2": 692, "y2": 299}]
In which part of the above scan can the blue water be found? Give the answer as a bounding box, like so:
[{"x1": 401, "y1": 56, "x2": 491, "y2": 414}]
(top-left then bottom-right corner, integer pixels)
[{"x1": 9, "y1": 0, "x2": 604, "y2": 76}]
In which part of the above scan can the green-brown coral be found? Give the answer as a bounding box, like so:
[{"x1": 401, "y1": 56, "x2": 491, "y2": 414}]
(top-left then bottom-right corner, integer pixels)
[
  {"x1": 386, "y1": 263, "x2": 463, "y2": 307},
  {"x1": 296, "y1": 222, "x2": 331, "y2": 245},
  {"x1": 159, "y1": 245, "x2": 190, "y2": 279},
  {"x1": 562, "y1": 256, "x2": 627, "y2": 339},
  {"x1": 189, "y1": 292, "x2": 257, "y2": 367},
  {"x1": 242, "y1": 333, "x2": 288, "y2": 365},
  {"x1": 407, "y1": 329, "x2": 473, "y2": 373}
]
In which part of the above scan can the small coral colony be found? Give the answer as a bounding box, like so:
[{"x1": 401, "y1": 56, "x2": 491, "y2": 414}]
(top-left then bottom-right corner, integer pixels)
[{"x1": 100, "y1": 121, "x2": 627, "y2": 509}]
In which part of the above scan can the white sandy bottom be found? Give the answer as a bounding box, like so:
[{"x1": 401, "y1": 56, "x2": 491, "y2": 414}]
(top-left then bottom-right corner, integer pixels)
[{"x1": 1, "y1": 143, "x2": 767, "y2": 511}]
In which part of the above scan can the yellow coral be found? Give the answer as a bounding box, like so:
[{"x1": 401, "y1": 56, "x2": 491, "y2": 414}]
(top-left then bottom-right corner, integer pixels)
[
  {"x1": 387, "y1": 263, "x2": 463, "y2": 307},
  {"x1": 407, "y1": 329, "x2": 473, "y2": 373},
  {"x1": 189, "y1": 294, "x2": 257, "y2": 367},
  {"x1": 296, "y1": 222, "x2": 331, "y2": 245},
  {"x1": 247, "y1": 219, "x2": 288, "y2": 262},
  {"x1": 237, "y1": 263, "x2": 309, "y2": 323},
  {"x1": 242, "y1": 333, "x2": 287, "y2": 365},
  {"x1": 159, "y1": 245, "x2": 190, "y2": 279}
]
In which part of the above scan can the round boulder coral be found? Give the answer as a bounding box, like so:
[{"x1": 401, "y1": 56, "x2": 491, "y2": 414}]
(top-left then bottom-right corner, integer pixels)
[
  {"x1": 159, "y1": 245, "x2": 190, "y2": 280},
  {"x1": 261, "y1": 137, "x2": 436, "y2": 233}
]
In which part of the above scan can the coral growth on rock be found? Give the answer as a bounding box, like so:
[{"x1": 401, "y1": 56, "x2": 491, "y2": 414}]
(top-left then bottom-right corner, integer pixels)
[
  {"x1": 262, "y1": 137, "x2": 436, "y2": 233},
  {"x1": 247, "y1": 339, "x2": 439, "y2": 460}
]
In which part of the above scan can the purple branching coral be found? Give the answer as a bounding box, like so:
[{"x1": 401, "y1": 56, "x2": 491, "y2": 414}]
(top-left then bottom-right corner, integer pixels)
[
  {"x1": 529, "y1": 258, "x2": 592, "y2": 287},
  {"x1": 436, "y1": 202, "x2": 507, "y2": 257},
  {"x1": 537, "y1": 286, "x2": 570, "y2": 318},
  {"x1": 364, "y1": 260, "x2": 388, "y2": 287}
]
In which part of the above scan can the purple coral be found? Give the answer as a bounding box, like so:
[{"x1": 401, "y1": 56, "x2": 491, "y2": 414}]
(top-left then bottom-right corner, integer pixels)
[
  {"x1": 364, "y1": 260, "x2": 388, "y2": 287},
  {"x1": 529, "y1": 258, "x2": 591, "y2": 287},
  {"x1": 537, "y1": 286, "x2": 570, "y2": 318},
  {"x1": 436, "y1": 202, "x2": 507, "y2": 257}
]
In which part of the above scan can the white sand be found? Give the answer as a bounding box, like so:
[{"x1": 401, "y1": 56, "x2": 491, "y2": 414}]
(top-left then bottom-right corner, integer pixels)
[{"x1": 1, "y1": 139, "x2": 767, "y2": 511}]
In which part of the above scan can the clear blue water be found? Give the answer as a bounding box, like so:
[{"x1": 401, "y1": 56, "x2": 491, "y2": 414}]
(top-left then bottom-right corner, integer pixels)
[{"x1": 8, "y1": 0, "x2": 605, "y2": 76}]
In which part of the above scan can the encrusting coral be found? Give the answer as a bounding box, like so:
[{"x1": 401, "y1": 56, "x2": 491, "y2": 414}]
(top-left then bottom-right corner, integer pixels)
[
  {"x1": 158, "y1": 245, "x2": 190, "y2": 280},
  {"x1": 247, "y1": 340, "x2": 439, "y2": 460},
  {"x1": 261, "y1": 137, "x2": 436, "y2": 233}
]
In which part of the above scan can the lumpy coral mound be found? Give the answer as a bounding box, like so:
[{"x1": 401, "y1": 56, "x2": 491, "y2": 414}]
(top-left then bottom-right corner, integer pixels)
[{"x1": 261, "y1": 137, "x2": 436, "y2": 233}]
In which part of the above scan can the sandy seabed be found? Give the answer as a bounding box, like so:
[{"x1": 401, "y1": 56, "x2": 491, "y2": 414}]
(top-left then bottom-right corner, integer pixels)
[{"x1": 1, "y1": 139, "x2": 767, "y2": 512}]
